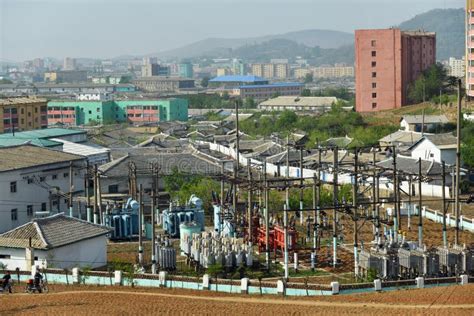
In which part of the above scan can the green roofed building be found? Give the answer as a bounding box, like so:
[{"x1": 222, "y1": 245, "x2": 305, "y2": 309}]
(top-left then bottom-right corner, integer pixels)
[{"x1": 47, "y1": 98, "x2": 188, "y2": 126}]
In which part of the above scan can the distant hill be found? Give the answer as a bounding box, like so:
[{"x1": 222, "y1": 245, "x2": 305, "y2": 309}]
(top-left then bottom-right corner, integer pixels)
[
  {"x1": 153, "y1": 29, "x2": 354, "y2": 60},
  {"x1": 398, "y1": 8, "x2": 464, "y2": 60},
  {"x1": 147, "y1": 8, "x2": 463, "y2": 63}
]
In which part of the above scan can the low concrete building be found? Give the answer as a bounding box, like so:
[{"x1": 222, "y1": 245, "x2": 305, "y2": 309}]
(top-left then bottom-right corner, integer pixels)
[
  {"x1": 133, "y1": 77, "x2": 195, "y2": 93},
  {"x1": 50, "y1": 138, "x2": 111, "y2": 165},
  {"x1": 400, "y1": 115, "x2": 449, "y2": 132},
  {"x1": 0, "y1": 145, "x2": 86, "y2": 233},
  {"x1": 0, "y1": 214, "x2": 110, "y2": 270},
  {"x1": 409, "y1": 133, "x2": 457, "y2": 165},
  {"x1": 259, "y1": 96, "x2": 338, "y2": 112},
  {"x1": 232, "y1": 83, "x2": 303, "y2": 100}
]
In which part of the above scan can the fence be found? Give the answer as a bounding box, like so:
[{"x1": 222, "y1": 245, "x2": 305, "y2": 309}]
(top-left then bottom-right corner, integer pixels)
[{"x1": 4, "y1": 268, "x2": 471, "y2": 296}]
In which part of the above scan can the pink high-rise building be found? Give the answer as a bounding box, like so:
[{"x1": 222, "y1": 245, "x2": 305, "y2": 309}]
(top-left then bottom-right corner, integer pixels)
[
  {"x1": 467, "y1": 1, "x2": 474, "y2": 97},
  {"x1": 355, "y1": 29, "x2": 436, "y2": 112}
]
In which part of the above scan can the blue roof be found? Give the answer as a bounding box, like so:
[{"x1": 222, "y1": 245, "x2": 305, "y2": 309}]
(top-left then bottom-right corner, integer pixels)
[
  {"x1": 210, "y1": 75, "x2": 267, "y2": 83},
  {"x1": 239, "y1": 82, "x2": 304, "y2": 89},
  {"x1": 0, "y1": 128, "x2": 85, "y2": 140}
]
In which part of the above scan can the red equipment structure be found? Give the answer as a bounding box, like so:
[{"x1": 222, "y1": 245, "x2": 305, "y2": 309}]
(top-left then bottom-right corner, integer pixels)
[{"x1": 257, "y1": 224, "x2": 297, "y2": 254}]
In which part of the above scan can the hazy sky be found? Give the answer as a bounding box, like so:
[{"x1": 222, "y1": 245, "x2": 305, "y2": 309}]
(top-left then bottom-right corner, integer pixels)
[{"x1": 0, "y1": 0, "x2": 465, "y2": 61}]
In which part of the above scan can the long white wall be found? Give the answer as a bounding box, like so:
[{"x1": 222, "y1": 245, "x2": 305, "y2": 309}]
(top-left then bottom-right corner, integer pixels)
[{"x1": 198, "y1": 141, "x2": 451, "y2": 199}]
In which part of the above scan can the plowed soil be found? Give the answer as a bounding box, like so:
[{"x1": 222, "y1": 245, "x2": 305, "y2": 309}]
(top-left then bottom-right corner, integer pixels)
[{"x1": 1, "y1": 283, "x2": 473, "y2": 315}]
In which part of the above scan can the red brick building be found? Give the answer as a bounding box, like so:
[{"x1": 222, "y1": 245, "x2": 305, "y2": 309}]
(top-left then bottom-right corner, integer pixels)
[{"x1": 355, "y1": 29, "x2": 436, "y2": 112}]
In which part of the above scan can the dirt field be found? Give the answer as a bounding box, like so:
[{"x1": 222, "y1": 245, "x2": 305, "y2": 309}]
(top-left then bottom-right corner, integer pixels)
[{"x1": 1, "y1": 283, "x2": 473, "y2": 315}]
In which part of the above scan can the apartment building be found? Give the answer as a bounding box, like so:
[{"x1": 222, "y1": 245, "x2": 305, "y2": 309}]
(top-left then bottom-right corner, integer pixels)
[
  {"x1": 251, "y1": 63, "x2": 289, "y2": 79},
  {"x1": 133, "y1": 77, "x2": 195, "y2": 93},
  {"x1": 0, "y1": 98, "x2": 48, "y2": 133},
  {"x1": 313, "y1": 66, "x2": 355, "y2": 78},
  {"x1": 355, "y1": 28, "x2": 436, "y2": 112}
]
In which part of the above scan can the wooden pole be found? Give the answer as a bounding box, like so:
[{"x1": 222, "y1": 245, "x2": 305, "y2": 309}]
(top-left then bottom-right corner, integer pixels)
[
  {"x1": 455, "y1": 78, "x2": 462, "y2": 245},
  {"x1": 93, "y1": 164, "x2": 98, "y2": 224},
  {"x1": 332, "y1": 147, "x2": 338, "y2": 268},
  {"x1": 418, "y1": 158, "x2": 423, "y2": 248},
  {"x1": 442, "y1": 161, "x2": 447, "y2": 247},
  {"x1": 69, "y1": 161, "x2": 74, "y2": 217},
  {"x1": 138, "y1": 184, "x2": 144, "y2": 266}
]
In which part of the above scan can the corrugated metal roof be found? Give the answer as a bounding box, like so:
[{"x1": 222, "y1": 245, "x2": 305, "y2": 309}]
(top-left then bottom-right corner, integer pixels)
[
  {"x1": 50, "y1": 138, "x2": 110, "y2": 157},
  {"x1": 259, "y1": 96, "x2": 337, "y2": 107},
  {"x1": 0, "y1": 128, "x2": 85, "y2": 140},
  {"x1": 210, "y1": 75, "x2": 267, "y2": 82},
  {"x1": 0, "y1": 97, "x2": 47, "y2": 106},
  {"x1": 0, "y1": 214, "x2": 111, "y2": 250},
  {"x1": 240, "y1": 82, "x2": 303, "y2": 89},
  {"x1": 0, "y1": 138, "x2": 62, "y2": 148},
  {"x1": 0, "y1": 144, "x2": 85, "y2": 172},
  {"x1": 401, "y1": 115, "x2": 449, "y2": 124}
]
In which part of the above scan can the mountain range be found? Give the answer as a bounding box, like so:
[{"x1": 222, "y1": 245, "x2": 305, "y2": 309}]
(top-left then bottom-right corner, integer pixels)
[{"x1": 150, "y1": 8, "x2": 464, "y2": 63}]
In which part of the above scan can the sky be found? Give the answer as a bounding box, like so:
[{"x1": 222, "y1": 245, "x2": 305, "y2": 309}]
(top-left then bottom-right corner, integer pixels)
[{"x1": 0, "y1": 0, "x2": 465, "y2": 61}]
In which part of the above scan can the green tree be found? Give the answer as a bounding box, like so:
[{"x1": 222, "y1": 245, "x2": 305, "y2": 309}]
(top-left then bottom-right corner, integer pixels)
[
  {"x1": 0, "y1": 79, "x2": 13, "y2": 84},
  {"x1": 201, "y1": 77, "x2": 210, "y2": 87},
  {"x1": 408, "y1": 63, "x2": 448, "y2": 103},
  {"x1": 276, "y1": 110, "x2": 298, "y2": 131},
  {"x1": 243, "y1": 97, "x2": 256, "y2": 109},
  {"x1": 304, "y1": 73, "x2": 313, "y2": 83},
  {"x1": 301, "y1": 89, "x2": 312, "y2": 96}
]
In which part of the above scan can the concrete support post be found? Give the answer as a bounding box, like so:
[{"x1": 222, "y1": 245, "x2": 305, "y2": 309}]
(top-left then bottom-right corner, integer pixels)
[
  {"x1": 374, "y1": 279, "x2": 382, "y2": 291},
  {"x1": 331, "y1": 281, "x2": 340, "y2": 295},
  {"x1": 416, "y1": 277, "x2": 424, "y2": 289},
  {"x1": 202, "y1": 274, "x2": 210, "y2": 290},
  {"x1": 72, "y1": 267, "x2": 80, "y2": 284},
  {"x1": 114, "y1": 270, "x2": 123, "y2": 286},
  {"x1": 241, "y1": 277, "x2": 249, "y2": 294},
  {"x1": 159, "y1": 271, "x2": 167, "y2": 287},
  {"x1": 277, "y1": 280, "x2": 285, "y2": 295}
]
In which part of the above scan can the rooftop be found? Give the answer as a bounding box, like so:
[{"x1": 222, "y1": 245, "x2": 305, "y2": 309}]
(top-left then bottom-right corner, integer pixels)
[
  {"x1": 0, "y1": 144, "x2": 85, "y2": 173},
  {"x1": 133, "y1": 76, "x2": 194, "y2": 82},
  {"x1": 50, "y1": 138, "x2": 110, "y2": 157},
  {"x1": 0, "y1": 214, "x2": 111, "y2": 250},
  {"x1": 239, "y1": 82, "x2": 304, "y2": 89},
  {"x1": 210, "y1": 75, "x2": 267, "y2": 83},
  {"x1": 0, "y1": 97, "x2": 47, "y2": 106},
  {"x1": 0, "y1": 128, "x2": 86, "y2": 140},
  {"x1": 401, "y1": 115, "x2": 449, "y2": 124},
  {"x1": 259, "y1": 96, "x2": 338, "y2": 107}
]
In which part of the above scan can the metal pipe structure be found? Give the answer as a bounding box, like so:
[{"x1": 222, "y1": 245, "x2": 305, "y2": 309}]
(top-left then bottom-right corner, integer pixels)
[
  {"x1": 85, "y1": 161, "x2": 91, "y2": 222},
  {"x1": 418, "y1": 157, "x2": 423, "y2": 248},
  {"x1": 284, "y1": 135, "x2": 290, "y2": 280},
  {"x1": 353, "y1": 148, "x2": 359, "y2": 277},
  {"x1": 263, "y1": 160, "x2": 270, "y2": 269},
  {"x1": 93, "y1": 164, "x2": 98, "y2": 224},
  {"x1": 151, "y1": 164, "x2": 158, "y2": 274},
  {"x1": 455, "y1": 78, "x2": 462, "y2": 245},
  {"x1": 393, "y1": 148, "x2": 399, "y2": 241},
  {"x1": 138, "y1": 183, "x2": 144, "y2": 266},
  {"x1": 408, "y1": 175, "x2": 412, "y2": 230},
  {"x1": 332, "y1": 147, "x2": 338, "y2": 268},
  {"x1": 442, "y1": 161, "x2": 447, "y2": 247},
  {"x1": 247, "y1": 158, "x2": 252, "y2": 247},
  {"x1": 299, "y1": 146, "x2": 304, "y2": 225},
  {"x1": 312, "y1": 173, "x2": 317, "y2": 271},
  {"x1": 69, "y1": 161, "x2": 73, "y2": 217}
]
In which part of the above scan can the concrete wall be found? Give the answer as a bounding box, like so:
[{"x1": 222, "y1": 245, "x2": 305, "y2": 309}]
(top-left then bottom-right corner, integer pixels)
[
  {"x1": 0, "y1": 161, "x2": 86, "y2": 233},
  {"x1": 0, "y1": 236, "x2": 107, "y2": 270}
]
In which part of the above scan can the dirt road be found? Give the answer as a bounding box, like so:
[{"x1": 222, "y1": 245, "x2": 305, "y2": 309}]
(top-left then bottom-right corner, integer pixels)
[{"x1": 1, "y1": 284, "x2": 473, "y2": 315}]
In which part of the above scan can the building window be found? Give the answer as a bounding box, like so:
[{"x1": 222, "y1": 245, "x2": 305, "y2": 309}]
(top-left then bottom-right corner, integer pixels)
[
  {"x1": 371, "y1": 51, "x2": 376, "y2": 57},
  {"x1": 372, "y1": 103, "x2": 377, "y2": 109},
  {"x1": 21, "y1": 108, "x2": 24, "y2": 114},
  {"x1": 28, "y1": 112, "x2": 31, "y2": 117},
  {"x1": 41, "y1": 203, "x2": 47, "y2": 212},
  {"x1": 371, "y1": 61, "x2": 376, "y2": 67},
  {"x1": 21, "y1": 119, "x2": 24, "y2": 124},
  {"x1": 372, "y1": 72, "x2": 377, "y2": 78},
  {"x1": 64, "y1": 172, "x2": 69, "y2": 178},
  {"x1": 39, "y1": 176, "x2": 45, "y2": 182},
  {"x1": 88, "y1": 110, "x2": 92, "y2": 114},
  {"x1": 372, "y1": 93, "x2": 377, "y2": 98},
  {"x1": 372, "y1": 82, "x2": 377, "y2": 89},
  {"x1": 11, "y1": 209, "x2": 18, "y2": 221},
  {"x1": 10, "y1": 181, "x2": 17, "y2": 193},
  {"x1": 96, "y1": 108, "x2": 100, "y2": 112},
  {"x1": 371, "y1": 40, "x2": 376, "y2": 47},
  {"x1": 0, "y1": 254, "x2": 11, "y2": 259},
  {"x1": 35, "y1": 107, "x2": 38, "y2": 113},
  {"x1": 27, "y1": 205, "x2": 33, "y2": 217},
  {"x1": 27, "y1": 178, "x2": 33, "y2": 184},
  {"x1": 52, "y1": 174, "x2": 57, "y2": 180},
  {"x1": 108, "y1": 185, "x2": 119, "y2": 193}
]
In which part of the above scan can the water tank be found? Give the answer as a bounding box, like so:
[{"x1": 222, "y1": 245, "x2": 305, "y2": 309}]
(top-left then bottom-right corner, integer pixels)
[
  {"x1": 122, "y1": 214, "x2": 132, "y2": 238},
  {"x1": 113, "y1": 215, "x2": 122, "y2": 239},
  {"x1": 130, "y1": 213, "x2": 139, "y2": 235}
]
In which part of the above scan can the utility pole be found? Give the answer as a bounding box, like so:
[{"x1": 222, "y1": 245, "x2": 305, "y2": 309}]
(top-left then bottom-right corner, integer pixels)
[
  {"x1": 393, "y1": 147, "x2": 400, "y2": 241},
  {"x1": 442, "y1": 161, "x2": 447, "y2": 247},
  {"x1": 421, "y1": 109, "x2": 425, "y2": 136},
  {"x1": 332, "y1": 146, "x2": 338, "y2": 268},
  {"x1": 247, "y1": 158, "x2": 252, "y2": 247},
  {"x1": 151, "y1": 163, "x2": 158, "y2": 274},
  {"x1": 138, "y1": 184, "x2": 144, "y2": 266},
  {"x1": 93, "y1": 164, "x2": 98, "y2": 224},
  {"x1": 418, "y1": 157, "x2": 423, "y2": 248},
  {"x1": 372, "y1": 150, "x2": 379, "y2": 242},
  {"x1": 85, "y1": 161, "x2": 91, "y2": 222},
  {"x1": 408, "y1": 175, "x2": 412, "y2": 230},
  {"x1": 69, "y1": 162, "x2": 74, "y2": 217},
  {"x1": 455, "y1": 78, "x2": 462, "y2": 245},
  {"x1": 299, "y1": 146, "x2": 304, "y2": 225},
  {"x1": 353, "y1": 148, "x2": 359, "y2": 277},
  {"x1": 97, "y1": 172, "x2": 103, "y2": 225},
  {"x1": 312, "y1": 172, "x2": 317, "y2": 271},
  {"x1": 284, "y1": 135, "x2": 290, "y2": 280},
  {"x1": 263, "y1": 160, "x2": 270, "y2": 269}
]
